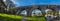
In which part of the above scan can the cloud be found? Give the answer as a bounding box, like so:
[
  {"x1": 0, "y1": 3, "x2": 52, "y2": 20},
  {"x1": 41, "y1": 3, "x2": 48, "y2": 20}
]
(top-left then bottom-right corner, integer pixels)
[
  {"x1": 3, "y1": 0, "x2": 6, "y2": 2},
  {"x1": 11, "y1": 0, "x2": 19, "y2": 4},
  {"x1": 3, "y1": 0, "x2": 19, "y2": 4}
]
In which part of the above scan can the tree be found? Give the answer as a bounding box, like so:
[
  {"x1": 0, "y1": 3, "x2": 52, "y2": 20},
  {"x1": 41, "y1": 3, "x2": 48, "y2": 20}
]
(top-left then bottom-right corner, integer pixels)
[
  {"x1": 5, "y1": 0, "x2": 15, "y2": 9},
  {"x1": 0, "y1": 0, "x2": 7, "y2": 13},
  {"x1": 4, "y1": 0, "x2": 16, "y2": 13}
]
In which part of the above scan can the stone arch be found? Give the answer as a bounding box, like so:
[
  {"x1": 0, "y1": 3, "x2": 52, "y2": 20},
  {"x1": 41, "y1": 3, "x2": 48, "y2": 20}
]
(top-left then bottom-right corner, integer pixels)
[
  {"x1": 59, "y1": 10, "x2": 60, "y2": 17},
  {"x1": 32, "y1": 9, "x2": 42, "y2": 16},
  {"x1": 45, "y1": 9, "x2": 54, "y2": 16},
  {"x1": 16, "y1": 9, "x2": 23, "y2": 15},
  {"x1": 21, "y1": 10, "x2": 27, "y2": 16}
]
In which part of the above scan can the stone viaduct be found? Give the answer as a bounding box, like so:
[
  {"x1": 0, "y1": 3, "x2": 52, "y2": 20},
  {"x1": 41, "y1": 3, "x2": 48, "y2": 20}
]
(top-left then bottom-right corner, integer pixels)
[
  {"x1": 0, "y1": 0, "x2": 60, "y2": 17},
  {"x1": 16, "y1": 5, "x2": 59, "y2": 16}
]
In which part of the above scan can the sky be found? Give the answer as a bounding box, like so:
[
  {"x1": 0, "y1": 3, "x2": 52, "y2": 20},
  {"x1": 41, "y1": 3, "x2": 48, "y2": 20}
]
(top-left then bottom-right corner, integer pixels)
[
  {"x1": 21, "y1": 9, "x2": 41, "y2": 15},
  {"x1": 21, "y1": 9, "x2": 52, "y2": 16},
  {"x1": 3, "y1": 0, "x2": 60, "y2": 15},
  {"x1": 3, "y1": 0, "x2": 60, "y2": 6}
]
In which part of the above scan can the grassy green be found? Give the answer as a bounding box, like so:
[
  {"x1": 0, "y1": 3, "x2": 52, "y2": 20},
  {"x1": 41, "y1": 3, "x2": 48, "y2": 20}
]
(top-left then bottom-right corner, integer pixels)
[{"x1": 0, "y1": 13, "x2": 46, "y2": 21}]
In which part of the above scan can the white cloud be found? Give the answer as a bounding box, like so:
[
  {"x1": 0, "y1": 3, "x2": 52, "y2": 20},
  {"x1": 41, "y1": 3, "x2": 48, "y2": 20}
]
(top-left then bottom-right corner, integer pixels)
[
  {"x1": 11, "y1": 0, "x2": 19, "y2": 4},
  {"x1": 3, "y1": 0, "x2": 6, "y2": 2},
  {"x1": 3, "y1": 0, "x2": 19, "y2": 4}
]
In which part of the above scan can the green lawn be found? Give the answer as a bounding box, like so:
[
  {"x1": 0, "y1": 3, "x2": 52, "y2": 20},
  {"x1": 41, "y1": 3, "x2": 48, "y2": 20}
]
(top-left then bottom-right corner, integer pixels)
[{"x1": 0, "y1": 13, "x2": 46, "y2": 21}]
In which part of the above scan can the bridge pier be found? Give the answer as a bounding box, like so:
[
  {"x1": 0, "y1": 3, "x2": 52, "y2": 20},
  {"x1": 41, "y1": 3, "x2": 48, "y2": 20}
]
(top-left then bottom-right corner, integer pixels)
[
  {"x1": 16, "y1": 10, "x2": 23, "y2": 15},
  {"x1": 41, "y1": 9, "x2": 46, "y2": 17},
  {"x1": 53, "y1": 9, "x2": 59, "y2": 16},
  {"x1": 27, "y1": 9, "x2": 32, "y2": 17}
]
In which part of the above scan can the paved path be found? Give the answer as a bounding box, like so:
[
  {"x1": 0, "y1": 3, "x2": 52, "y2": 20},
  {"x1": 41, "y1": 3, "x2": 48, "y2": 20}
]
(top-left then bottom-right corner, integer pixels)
[
  {"x1": 53, "y1": 19, "x2": 59, "y2": 21},
  {"x1": 53, "y1": 18, "x2": 60, "y2": 21}
]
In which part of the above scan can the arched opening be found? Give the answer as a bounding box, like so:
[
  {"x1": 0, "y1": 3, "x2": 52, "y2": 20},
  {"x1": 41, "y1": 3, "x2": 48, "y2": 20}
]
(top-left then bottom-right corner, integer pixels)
[
  {"x1": 32, "y1": 9, "x2": 42, "y2": 17},
  {"x1": 21, "y1": 10, "x2": 27, "y2": 16},
  {"x1": 59, "y1": 10, "x2": 60, "y2": 17},
  {"x1": 45, "y1": 9, "x2": 54, "y2": 16}
]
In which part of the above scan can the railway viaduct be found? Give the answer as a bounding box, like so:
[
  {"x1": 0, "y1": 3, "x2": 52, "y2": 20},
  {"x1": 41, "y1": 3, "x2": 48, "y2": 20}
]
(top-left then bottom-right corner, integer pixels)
[
  {"x1": 0, "y1": 0, "x2": 60, "y2": 16},
  {"x1": 16, "y1": 5, "x2": 59, "y2": 16}
]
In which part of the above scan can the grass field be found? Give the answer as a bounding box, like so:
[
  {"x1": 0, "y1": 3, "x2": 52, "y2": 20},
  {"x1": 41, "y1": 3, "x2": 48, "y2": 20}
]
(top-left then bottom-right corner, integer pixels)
[{"x1": 0, "y1": 13, "x2": 46, "y2": 21}]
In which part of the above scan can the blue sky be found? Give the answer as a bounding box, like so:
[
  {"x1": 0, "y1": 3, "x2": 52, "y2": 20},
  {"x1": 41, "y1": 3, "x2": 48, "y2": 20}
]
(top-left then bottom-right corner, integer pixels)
[
  {"x1": 11, "y1": 0, "x2": 60, "y2": 6},
  {"x1": 3, "y1": 0, "x2": 60, "y2": 6}
]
